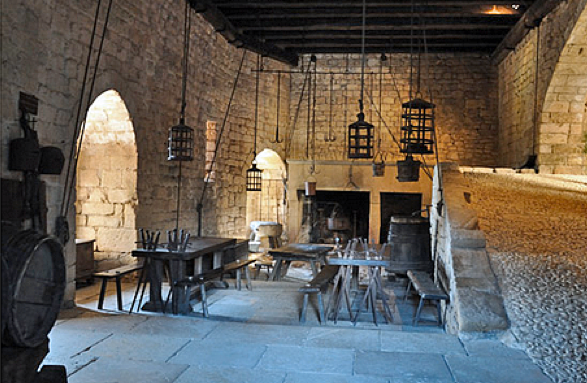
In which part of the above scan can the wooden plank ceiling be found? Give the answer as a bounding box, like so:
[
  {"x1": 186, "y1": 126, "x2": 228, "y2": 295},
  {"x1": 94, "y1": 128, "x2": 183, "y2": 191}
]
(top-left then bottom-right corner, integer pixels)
[{"x1": 189, "y1": 1, "x2": 549, "y2": 66}]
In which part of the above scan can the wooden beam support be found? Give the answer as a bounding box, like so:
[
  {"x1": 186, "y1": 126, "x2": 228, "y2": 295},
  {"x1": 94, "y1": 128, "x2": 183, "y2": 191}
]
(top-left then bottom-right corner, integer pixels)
[
  {"x1": 491, "y1": 0, "x2": 560, "y2": 64},
  {"x1": 189, "y1": 0, "x2": 298, "y2": 66}
]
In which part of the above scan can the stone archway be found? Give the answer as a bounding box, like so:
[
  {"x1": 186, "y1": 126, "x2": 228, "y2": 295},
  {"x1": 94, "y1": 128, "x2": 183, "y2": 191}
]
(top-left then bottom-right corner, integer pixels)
[
  {"x1": 76, "y1": 90, "x2": 138, "y2": 271},
  {"x1": 538, "y1": 3, "x2": 587, "y2": 174},
  {"x1": 245, "y1": 149, "x2": 288, "y2": 241}
]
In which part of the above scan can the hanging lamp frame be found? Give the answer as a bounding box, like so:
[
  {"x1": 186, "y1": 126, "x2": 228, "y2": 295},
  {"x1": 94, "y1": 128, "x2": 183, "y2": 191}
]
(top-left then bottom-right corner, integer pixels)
[
  {"x1": 348, "y1": 0, "x2": 374, "y2": 160},
  {"x1": 247, "y1": 54, "x2": 263, "y2": 192}
]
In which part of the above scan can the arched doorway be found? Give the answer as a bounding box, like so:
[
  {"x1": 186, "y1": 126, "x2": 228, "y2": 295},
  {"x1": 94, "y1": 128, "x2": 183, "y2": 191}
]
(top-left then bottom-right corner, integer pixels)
[
  {"x1": 245, "y1": 149, "x2": 288, "y2": 242},
  {"x1": 76, "y1": 90, "x2": 138, "y2": 271}
]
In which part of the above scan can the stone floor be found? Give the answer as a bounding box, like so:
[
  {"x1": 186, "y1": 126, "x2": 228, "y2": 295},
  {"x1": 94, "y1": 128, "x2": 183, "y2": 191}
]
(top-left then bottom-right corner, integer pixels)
[
  {"x1": 43, "y1": 269, "x2": 552, "y2": 383},
  {"x1": 461, "y1": 172, "x2": 587, "y2": 383}
]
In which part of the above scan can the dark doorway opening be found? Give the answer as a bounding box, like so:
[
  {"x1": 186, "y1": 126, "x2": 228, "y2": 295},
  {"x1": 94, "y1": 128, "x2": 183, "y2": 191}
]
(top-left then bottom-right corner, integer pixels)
[{"x1": 380, "y1": 192, "x2": 422, "y2": 243}]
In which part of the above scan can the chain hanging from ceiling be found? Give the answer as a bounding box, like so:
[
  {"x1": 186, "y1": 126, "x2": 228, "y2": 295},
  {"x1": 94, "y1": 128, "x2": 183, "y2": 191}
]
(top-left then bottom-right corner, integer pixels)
[
  {"x1": 347, "y1": 0, "x2": 374, "y2": 159},
  {"x1": 246, "y1": 54, "x2": 263, "y2": 192},
  {"x1": 397, "y1": 0, "x2": 436, "y2": 182}
]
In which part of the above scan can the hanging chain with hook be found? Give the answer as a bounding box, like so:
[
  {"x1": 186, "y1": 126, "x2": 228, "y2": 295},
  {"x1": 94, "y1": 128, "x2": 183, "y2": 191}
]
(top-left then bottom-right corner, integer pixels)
[
  {"x1": 325, "y1": 72, "x2": 337, "y2": 142},
  {"x1": 270, "y1": 71, "x2": 283, "y2": 143}
]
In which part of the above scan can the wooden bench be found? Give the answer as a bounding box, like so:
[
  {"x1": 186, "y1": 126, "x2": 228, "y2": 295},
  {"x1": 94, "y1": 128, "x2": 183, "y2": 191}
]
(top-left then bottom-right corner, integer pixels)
[
  {"x1": 299, "y1": 265, "x2": 339, "y2": 324},
  {"x1": 223, "y1": 258, "x2": 256, "y2": 291},
  {"x1": 170, "y1": 268, "x2": 225, "y2": 317},
  {"x1": 405, "y1": 270, "x2": 449, "y2": 326},
  {"x1": 94, "y1": 264, "x2": 143, "y2": 310}
]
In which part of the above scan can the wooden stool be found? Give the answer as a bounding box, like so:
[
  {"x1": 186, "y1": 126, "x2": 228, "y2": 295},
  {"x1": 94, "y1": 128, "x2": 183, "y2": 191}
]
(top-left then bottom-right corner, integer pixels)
[{"x1": 94, "y1": 264, "x2": 142, "y2": 310}]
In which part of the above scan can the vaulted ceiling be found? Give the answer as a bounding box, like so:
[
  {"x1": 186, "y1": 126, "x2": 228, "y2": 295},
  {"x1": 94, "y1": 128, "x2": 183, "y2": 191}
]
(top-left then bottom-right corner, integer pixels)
[{"x1": 190, "y1": 0, "x2": 559, "y2": 66}]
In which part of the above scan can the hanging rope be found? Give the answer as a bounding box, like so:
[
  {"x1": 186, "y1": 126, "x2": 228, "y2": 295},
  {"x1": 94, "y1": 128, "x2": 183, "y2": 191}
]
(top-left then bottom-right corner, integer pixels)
[
  {"x1": 197, "y1": 50, "x2": 247, "y2": 236},
  {"x1": 57, "y1": 0, "x2": 114, "y2": 243},
  {"x1": 270, "y1": 71, "x2": 283, "y2": 144},
  {"x1": 285, "y1": 63, "x2": 312, "y2": 158},
  {"x1": 254, "y1": 54, "x2": 260, "y2": 157},
  {"x1": 359, "y1": 0, "x2": 367, "y2": 114},
  {"x1": 325, "y1": 72, "x2": 336, "y2": 142},
  {"x1": 179, "y1": 0, "x2": 191, "y2": 124}
]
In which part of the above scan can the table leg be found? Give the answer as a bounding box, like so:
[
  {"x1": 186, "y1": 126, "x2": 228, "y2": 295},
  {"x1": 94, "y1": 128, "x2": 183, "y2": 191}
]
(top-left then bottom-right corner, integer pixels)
[
  {"x1": 270, "y1": 257, "x2": 282, "y2": 281},
  {"x1": 141, "y1": 259, "x2": 164, "y2": 312},
  {"x1": 168, "y1": 259, "x2": 189, "y2": 315},
  {"x1": 310, "y1": 260, "x2": 318, "y2": 277},
  {"x1": 326, "y1": 267, "x2": 344, "y2": 320},
  {"x1": 213, "y1": 250, "x2": 223, "y2": 269}
]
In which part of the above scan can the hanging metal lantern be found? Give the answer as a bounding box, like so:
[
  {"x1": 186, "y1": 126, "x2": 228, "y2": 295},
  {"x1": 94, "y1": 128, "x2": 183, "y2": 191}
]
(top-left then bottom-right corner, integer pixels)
[
  {"x1": 246, "y1": 162, "x2": 262, "y2": 191},
  {"x1": 168, "y1": 122, "x2": 194, "y2": 161},
  {"x1": 348, "y1": 112, "x2": 374, "y2": 159},
  {"x1": 400, "y1": 98, "x2": 435, "y2": 155},
  {"x1": 396, "y1": 155, "x2": 421, "y2": 182}
]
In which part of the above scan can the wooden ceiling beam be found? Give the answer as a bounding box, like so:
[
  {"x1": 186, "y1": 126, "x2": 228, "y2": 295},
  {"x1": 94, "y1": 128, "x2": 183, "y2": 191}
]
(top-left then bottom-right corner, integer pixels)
[
  {"x1": 221, "y1": 8, "x2": 522, "y2": 19},
  {"x1": 214, "y1": 1, "x2": 525, "y2": 8},
  {"x1": 189, "y1": 0, "x2": 298, "y2": 66},
  {"x1": 234, "y1": 16, "x2": 519, "y2": 29},
  {"x1": 492, "y1": 0, "x2": 560, "y2": 63}
]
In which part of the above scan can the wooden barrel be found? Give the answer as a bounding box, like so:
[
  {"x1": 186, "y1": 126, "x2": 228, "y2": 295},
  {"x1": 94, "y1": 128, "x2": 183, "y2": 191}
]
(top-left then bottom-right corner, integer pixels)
[
  {"x1": 1, "y1": 255, "x2": 11, "y2": 337},
  {"x1": 387, "y1": 216, "x2": 432, "y2": 274},
  {"x1": 2, "y1": 230, "x2": 65, "y2": 347}
]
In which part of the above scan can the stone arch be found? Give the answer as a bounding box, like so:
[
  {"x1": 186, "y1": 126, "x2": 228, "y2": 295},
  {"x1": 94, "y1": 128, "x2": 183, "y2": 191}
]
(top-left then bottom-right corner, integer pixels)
[
  {"x1": 76, "y1": 89, "x2": 138, "y2": 270},
  {"x1": 538, "y1": 2, "x2": 587, "y2": 174},
  {"x1": 245, "y1": 149, "x2": 288, "y2": 241}
]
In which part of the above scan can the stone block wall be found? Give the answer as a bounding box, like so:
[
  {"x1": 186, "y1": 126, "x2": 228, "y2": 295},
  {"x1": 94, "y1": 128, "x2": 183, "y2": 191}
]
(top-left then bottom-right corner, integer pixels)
[
  {"x1": 497, "y1": 0, "x2": 587, "y2": 172},
  {"x1": 430, "y1": 163, "x2": 508, "y2": 334},
  {"x1": 2, "y1": 0, "x2": 288, "y2": 305},
  {"x1": 288, "y1": 53, "x2": 499, "y2": 167}
]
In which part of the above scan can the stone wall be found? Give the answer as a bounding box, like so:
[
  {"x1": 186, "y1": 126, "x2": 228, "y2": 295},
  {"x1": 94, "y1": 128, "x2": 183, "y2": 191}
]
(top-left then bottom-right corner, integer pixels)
[
  {"x1": 430, "y1": 163, "x2": 508, "y2": 334},
  {"x1": 287, "y1": 54, "x2": 499, "y2": 166},
  {"x1": 2, "y1": 0, "x2": 288, "y2": 305},
  {"x1": 497, "y1": 0, "x2": 587, "y2": 172}
]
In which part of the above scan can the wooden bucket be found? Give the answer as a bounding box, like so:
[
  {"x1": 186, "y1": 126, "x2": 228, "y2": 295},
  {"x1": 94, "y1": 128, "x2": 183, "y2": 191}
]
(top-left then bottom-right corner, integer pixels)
[
  {"x1": 2, "y1": 230, "x2": 65, "y2": 347},
  {"x1": 304, "y1": 181, "x2": 316, "y2": 196}
]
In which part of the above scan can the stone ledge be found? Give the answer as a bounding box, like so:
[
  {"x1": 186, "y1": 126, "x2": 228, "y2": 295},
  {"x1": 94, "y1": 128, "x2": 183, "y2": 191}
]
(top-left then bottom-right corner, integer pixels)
[
  {"x1": 451, "y1": 229, "x2": 486, "y2": 249},
  {"x1": 456, "y1": 289, "x2": 509, "y2": 332}
]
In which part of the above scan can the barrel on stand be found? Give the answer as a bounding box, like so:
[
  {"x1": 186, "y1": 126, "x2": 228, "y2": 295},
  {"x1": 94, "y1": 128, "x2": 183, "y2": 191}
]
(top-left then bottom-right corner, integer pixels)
[
  {"x1": 2, "y1": 230, "x2": 65, "y2": 348},
  {"x1": 387, "y1": 216, "x2": 432, "y2": 274}
]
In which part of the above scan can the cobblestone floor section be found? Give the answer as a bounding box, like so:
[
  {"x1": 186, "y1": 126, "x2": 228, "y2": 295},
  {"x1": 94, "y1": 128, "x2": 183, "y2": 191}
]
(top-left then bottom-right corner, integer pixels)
[{"x1": 462, "y1": 172, "x2": 587, "y2": 383}]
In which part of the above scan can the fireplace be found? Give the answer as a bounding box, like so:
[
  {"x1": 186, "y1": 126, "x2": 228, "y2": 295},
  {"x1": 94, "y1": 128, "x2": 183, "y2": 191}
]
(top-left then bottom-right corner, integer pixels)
[{"x1": 301, "y1": 190, "x2": 370, "y2": 243}]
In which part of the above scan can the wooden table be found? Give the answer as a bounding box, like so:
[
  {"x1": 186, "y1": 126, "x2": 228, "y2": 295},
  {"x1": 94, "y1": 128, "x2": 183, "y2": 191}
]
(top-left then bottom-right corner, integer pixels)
[
  {"x1": 267, "y1": 244, "x2": 334, "y2": 281},
  {"x1": 131, "y1": 237, "x2": 235, "y2": 314},
  {"x1": 326, "y1": 255, "x2": 393, "y2": 325}
]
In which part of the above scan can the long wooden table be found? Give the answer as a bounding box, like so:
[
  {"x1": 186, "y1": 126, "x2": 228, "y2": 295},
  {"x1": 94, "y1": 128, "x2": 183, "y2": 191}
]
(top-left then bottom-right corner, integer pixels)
[
  {"x1": 131, "y1": 237, "x2": 236, "y2": 315},
  {"x1": 267, "y1": 244, "x2": 334, "y2": 281},
  {"x1": 326, "y1": 255, "x2": 393, "y2": 325}
]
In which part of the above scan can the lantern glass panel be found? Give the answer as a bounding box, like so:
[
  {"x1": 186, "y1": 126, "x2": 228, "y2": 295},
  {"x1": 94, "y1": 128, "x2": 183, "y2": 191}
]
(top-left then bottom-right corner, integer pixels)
[{"x1": 168, "y1": 123, "x2": 194, "y2": 161}]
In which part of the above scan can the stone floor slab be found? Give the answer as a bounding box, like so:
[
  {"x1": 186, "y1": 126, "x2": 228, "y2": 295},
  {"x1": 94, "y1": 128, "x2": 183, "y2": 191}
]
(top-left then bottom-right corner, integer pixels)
[
  {"x1": 460, "y1": 338, "x2": 529, "y2": 359},
  {"x1": 47, "y1": 328, "x2": 111, "y2": 359},
  {"x1": 66, "y1": 357, "x2": 188, "y2": 383},
  {"x1": 258, "y1": 344, "x2": 354, "y2": 374},
  {"x1": 205, "y1": 322, "x2": 310, "y2": 346},
  {"x1": 169, "y1": 340, "x2": 267, "y2": 368},
  {"x1": 380, "y1": 331, "x2": 466, "y2": 355},
  {"x1": 445, "y1": 355, "x2": 552, "y2": 383},
  {"x1": 354, "y1": 351, "x2": 453, "y2": 380},
  {"x1": 127, "y1": 315, "x2": 219, "y2": 339},
  {"x1": 285, "y1": 371, "x2": 390, "y2": 383},
  {"x1": 174, "y1": 365, "x2": 285, "y2": 383},
  {"x1": 82, "y1": 333, "x2": 189, "y2": 362},
  {"x1": 303, "y1": 327, "x2": 381, "y2": 351},
  {"x1": 54, "y1": 311, "x2": 148, "y2": 333}
]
